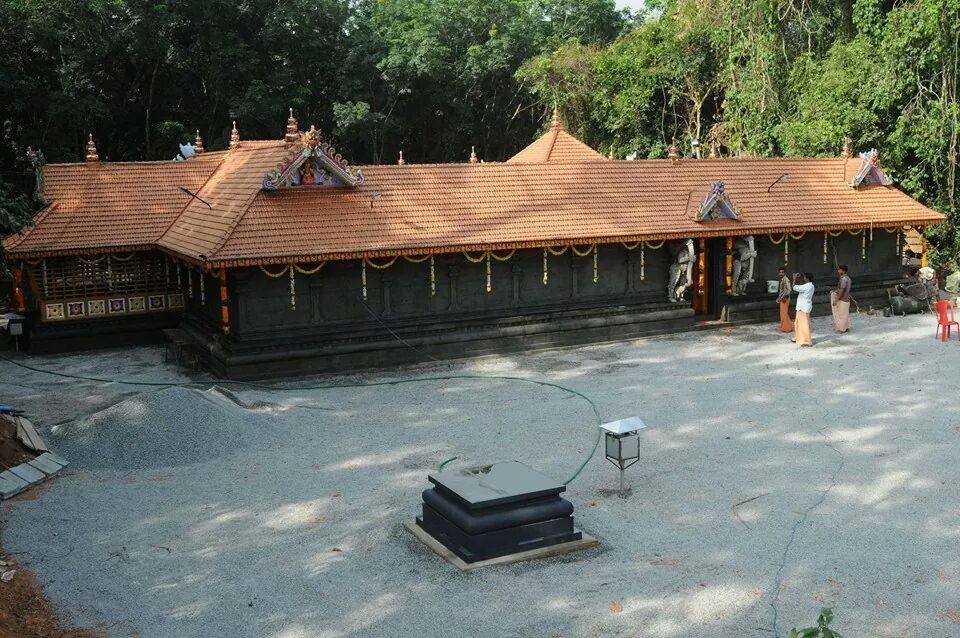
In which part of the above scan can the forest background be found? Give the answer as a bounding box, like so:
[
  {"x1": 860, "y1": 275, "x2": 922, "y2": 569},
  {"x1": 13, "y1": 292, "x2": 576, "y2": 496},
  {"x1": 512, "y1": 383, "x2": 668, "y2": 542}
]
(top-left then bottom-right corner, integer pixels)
[{"x1": 2, "y1": 0, "x2": 959, "y2": 265}]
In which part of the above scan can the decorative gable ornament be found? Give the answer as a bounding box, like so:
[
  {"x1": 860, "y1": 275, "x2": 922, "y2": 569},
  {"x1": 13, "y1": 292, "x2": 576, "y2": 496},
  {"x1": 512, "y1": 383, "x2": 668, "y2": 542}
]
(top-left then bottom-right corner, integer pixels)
[
  {"x1": 849, "y1": 149, "x2": 892, "y2": 187},
  {"x1": 697, "y1": 182, "x2": 740, "y2": 221},
  {"x1": 263, "y1": 125, "x2": 364, "y2": 190}
]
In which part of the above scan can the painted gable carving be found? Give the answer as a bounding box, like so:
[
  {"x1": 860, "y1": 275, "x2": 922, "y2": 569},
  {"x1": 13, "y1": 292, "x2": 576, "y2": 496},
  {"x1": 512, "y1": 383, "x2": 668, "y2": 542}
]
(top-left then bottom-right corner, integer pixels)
[
  {"x1": 697, "y1": 182, "x2": 740, "y2": 221},
  {"x1": 263, "y1": 125, "x2": 364, "y2": 190},
  {"x1": 849, "y1": 149, "x2": 892, "y2": 187}
]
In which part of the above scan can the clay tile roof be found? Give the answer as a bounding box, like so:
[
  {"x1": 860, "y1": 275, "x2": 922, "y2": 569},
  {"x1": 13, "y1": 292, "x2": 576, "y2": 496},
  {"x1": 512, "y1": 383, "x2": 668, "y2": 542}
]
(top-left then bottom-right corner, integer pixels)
[
  {"x1": 507, "y1": 125, "x2": 606, "y2": 164},
  {"x1": 3, "y1": 141, "x2": 945, "y2": 267},
  {"x1": 2, "y1": 159, "x2": 220, "y2": 257},
  {"x1": 156, "y1": 141, "x2": 289, "y2": 260},
  {"x1": 207, "y1": 156, "x2": 943, "y2": 266}
]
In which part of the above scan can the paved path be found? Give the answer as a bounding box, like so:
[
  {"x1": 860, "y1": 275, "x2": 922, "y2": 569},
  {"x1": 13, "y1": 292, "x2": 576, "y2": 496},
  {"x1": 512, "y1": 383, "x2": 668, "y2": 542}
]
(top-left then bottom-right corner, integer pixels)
[{"x1": 1, "y1": 313, "x2": 959, "y2": 637}]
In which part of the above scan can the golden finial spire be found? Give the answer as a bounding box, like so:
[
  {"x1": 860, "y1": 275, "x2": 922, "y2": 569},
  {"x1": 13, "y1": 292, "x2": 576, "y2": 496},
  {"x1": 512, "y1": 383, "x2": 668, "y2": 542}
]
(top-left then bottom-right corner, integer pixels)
[
  {"x1": 667, "y1": 139, "x2": 680, "y2": 163},
  {"x1": 469, "y1": 145, "x2": 478, "y2": 163},
  {"x1": 607, "y1": 145, "x2": 614, "y2": 160},
  {"x1": 194, "y1": 130, "x2": 204, "y2": 155},
  {"x1": 229, "y1": 121, "x2": 241, "y2": 150},
  {"x1": 841, "y1": 137, "x2": 853, "y2": 159},
  {"x1": 708, "y1": 142, "x2": 718, "y2": 159},
  {"x1": 285, "y1": 108, "x2": 299, "y2": 144},
  {"x1": 397, "y1": 150, "x2": 406, "y2": 166},
  {"x1": 85, "y1": 134, "x2": 99, "y2": 162},
  {"x1": 551, "y1": 104, "x2": 561, "y2": 129}
]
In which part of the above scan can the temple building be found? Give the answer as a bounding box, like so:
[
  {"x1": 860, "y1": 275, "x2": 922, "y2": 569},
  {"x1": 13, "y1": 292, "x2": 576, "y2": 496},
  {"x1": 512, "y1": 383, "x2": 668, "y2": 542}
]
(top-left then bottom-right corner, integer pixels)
[{"x1": 2, "y1": 110, "x2": 944, "y2": 377}]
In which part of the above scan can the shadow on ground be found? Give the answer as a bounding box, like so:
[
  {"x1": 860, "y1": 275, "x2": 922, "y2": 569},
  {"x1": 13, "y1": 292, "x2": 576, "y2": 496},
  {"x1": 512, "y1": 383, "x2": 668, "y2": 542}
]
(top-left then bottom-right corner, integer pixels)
[{"x1": 1, "y1": 313, "x2": 959, "y2": 637}]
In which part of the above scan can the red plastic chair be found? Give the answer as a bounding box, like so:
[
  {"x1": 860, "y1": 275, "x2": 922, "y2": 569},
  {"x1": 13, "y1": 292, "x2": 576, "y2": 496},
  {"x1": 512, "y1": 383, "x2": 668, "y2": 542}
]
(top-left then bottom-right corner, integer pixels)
[{"x1": 935, "y1": 300, "x2": 959, "y2": 341}]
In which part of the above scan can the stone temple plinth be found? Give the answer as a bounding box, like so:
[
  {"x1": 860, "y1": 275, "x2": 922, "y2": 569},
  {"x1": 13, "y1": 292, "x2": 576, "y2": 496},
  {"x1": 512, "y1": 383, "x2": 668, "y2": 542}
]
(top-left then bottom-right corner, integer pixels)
[{"x1": 413, "y1": 461, "x2": 588, "y2": 566}]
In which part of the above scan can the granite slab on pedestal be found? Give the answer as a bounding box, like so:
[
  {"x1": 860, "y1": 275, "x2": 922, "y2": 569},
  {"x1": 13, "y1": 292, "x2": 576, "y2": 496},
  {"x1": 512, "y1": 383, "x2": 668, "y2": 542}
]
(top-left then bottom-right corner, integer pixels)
[{"x1": 414, "y1": 461, "x2": 586, "y2": 565}]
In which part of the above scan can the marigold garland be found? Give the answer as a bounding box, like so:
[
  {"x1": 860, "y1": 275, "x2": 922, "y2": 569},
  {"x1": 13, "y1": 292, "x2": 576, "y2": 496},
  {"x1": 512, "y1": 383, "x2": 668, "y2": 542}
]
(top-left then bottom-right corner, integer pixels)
[
  {"x1": 485, "y1": 252, "x2": 492, "y2": 292},
  {"x1": 294, "y1": 262, "x2": 326, "y2": 275},
  {"x1": 361, "y1": 260, "x2": 367, "y2": 300},
  {"x1": 571, "y1": 244, "x2": 595, "y2": 257},
  {"x1": 289, "y1": 266, "x2": 296, "y2": 309},
  {"x1": 259, "y1": 264, "x2": 290, "y2": 278},
  {"x1": 364, "y1": 256, "x2": 398, "y2": 269}
]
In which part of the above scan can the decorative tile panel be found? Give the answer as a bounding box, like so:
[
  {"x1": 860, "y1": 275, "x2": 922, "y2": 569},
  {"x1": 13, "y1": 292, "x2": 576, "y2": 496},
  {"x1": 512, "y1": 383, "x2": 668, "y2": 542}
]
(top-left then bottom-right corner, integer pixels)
[
  {"x1": 108, "y1": 298, "x2": 126, "y2": 313},
  {"x1": 128, "y1": 296, "x2": 146, "y2": 312},
  {"x1": 45, "y1": 303, "x2": 64, "y2": 320},
  {"x1": 148, "y1": 295, "x2": 165, "y2": 310},
  {"x1": 167, "y1": 293, "x2": 184, "y2": 309},
  {"x1": 87, "y1": 299, "x2": 106, "y2": 316}
]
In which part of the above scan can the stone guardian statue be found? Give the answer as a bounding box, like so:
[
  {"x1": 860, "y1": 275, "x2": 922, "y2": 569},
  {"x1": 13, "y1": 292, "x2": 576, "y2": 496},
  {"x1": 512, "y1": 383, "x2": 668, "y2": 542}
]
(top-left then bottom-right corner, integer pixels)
[
  {"x1": 731, "y1": 235, "x2": 757, "y2": 296},
  {"x1": 668, "y1": 239, "x2": 696, "y2": 302}
]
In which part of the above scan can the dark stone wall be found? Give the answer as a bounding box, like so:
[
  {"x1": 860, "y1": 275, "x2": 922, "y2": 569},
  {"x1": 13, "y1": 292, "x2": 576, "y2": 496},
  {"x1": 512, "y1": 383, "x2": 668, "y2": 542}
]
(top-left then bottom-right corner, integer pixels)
[
  {"x1": 228, "y1": 244, "x2": 675, "y2": 334},
  {"x1": 726, "y1": 230, "x2": 907, "y2": 324},
  {"x1": 11, "y1": 232, "x2": 910, "y2": 362},
  {"x1": 182, "y1": 244, "x2": 692, "y2": 377},
  {"x1": 749, "y1": 230, "x2": 901, "y2": 290},
  {"x1": 173, "y1": 232, "x2": 910, "y2": 377}
]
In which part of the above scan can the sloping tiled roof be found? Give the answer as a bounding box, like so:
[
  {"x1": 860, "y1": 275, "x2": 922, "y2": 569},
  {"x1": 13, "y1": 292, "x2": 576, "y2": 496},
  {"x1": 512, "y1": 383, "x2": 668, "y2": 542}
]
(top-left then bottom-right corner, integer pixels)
[
  {"x1": 2, "y1": 159, "x2": 219, "y2": 257},
  {"x1": 205, "y1": 157, "x2": 943, "y2": 266},
  {"x1": 507, "y1": 120, "x2": 606, "y2": 163},
  {"x1": 157, "y1": 141, "x2": 289, "y2": 260},
  {"x1": 3, "y1": 130, "x2": 945, "y2": 266}
]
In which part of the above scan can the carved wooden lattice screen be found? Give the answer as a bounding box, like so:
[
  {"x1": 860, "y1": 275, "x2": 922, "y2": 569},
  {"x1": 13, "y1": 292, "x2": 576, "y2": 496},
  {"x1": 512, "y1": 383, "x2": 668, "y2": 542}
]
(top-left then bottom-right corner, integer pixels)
[{"x1": 26, "y1": 252, "x2": 184, "y2": 321}]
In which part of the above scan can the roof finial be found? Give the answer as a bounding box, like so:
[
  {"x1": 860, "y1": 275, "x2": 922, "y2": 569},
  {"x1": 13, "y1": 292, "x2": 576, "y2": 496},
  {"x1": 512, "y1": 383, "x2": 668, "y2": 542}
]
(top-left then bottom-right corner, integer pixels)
[
  {"x1": 85, "y1": 134, "x2": 99, "y2": 162},
  {"x1": 397, "y1": 150, "x2": 406, "y2": 166},
  {"x1": 667, "y1": 139, "x2": 680, "y2": 163},
  {"x1": 194, "y1": 130, "x2": 205, "y2": 155},
  {"x1": 709, "y1": 141, "x2": 718, "y2": 159},
  {"x1": 551, "y1": 103, "x2": 561, "y2": 129},
  {"x1": 285, "y1": 108, "x2": 299, "y2": 144},
  {"x1": 229, "y1": 121, "x2": 241, "y2": 150},
  {"x1": 841, "y1": 137, "x2": 853, "y2": 159},
  {"x1": 607, "y1": 145, "x2": 615, "y2": 160},
  {"x1": 469, "y1": 145, "x2": 479, "y2": 163}
]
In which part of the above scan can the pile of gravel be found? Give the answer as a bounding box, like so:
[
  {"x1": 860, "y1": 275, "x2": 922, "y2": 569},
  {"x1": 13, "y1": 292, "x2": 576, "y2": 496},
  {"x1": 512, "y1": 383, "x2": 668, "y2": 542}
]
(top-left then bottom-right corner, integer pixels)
[{"x1": 51, "y1": 386, "x2": 269, "y2": 470}]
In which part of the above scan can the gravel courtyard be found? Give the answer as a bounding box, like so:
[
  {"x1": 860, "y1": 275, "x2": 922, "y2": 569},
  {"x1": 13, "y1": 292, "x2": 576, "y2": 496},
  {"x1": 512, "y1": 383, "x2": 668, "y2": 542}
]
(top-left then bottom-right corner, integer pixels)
[{"x1": 1, "y1": 313, "x2": 959, "y2": 637}]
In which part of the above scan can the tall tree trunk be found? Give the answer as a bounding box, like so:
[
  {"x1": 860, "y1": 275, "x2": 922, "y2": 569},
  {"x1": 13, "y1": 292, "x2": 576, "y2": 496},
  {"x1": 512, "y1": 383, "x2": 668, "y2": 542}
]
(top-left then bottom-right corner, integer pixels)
[{"x1": 144, "y1": 59, "x2": 160, "y2": 159}]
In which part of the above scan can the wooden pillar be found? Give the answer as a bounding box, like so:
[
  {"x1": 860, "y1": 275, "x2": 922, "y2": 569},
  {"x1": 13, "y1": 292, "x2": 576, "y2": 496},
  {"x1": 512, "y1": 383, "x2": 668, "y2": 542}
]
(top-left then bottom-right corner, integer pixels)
[
  {"x1": 921, "y1": 237, "x2": 928, "y2": 267},
  {"x1": 695, "y1": 239, "x2": 707, "y2": 312},
  {"x1": 725, "y1": 237, "x2": 733, "y2": 293},
  {"x1": 219, "y1": 267, "x2": 230, "y2": 334}
]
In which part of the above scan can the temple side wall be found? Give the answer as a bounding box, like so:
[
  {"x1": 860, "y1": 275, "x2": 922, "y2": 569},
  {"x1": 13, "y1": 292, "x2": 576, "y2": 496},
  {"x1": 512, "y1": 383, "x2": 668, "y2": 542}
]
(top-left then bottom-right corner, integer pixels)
[{"x1": 182, "y1": 232, "x2": 908, "y2": 378}]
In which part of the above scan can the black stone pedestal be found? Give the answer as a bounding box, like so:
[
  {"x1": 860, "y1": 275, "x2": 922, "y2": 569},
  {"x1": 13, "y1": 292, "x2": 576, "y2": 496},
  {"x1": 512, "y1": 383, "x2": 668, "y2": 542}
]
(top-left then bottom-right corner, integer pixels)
[{"x1": 415, "y1": 461, "x2": 582, "y2": 563}]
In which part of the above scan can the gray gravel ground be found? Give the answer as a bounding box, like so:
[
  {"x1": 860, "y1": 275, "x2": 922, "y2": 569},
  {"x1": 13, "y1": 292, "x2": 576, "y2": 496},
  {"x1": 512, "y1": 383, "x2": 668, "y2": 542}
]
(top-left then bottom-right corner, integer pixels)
[{"x1": 1, "y1": 313, "x2": 959, "y2": 638}]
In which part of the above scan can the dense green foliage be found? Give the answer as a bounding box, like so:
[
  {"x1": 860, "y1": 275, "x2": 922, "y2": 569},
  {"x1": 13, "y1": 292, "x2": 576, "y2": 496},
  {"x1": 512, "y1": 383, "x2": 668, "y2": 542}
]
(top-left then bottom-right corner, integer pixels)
[{"x1": 1, "y1": 0, "x2": 959, "y2": 263}]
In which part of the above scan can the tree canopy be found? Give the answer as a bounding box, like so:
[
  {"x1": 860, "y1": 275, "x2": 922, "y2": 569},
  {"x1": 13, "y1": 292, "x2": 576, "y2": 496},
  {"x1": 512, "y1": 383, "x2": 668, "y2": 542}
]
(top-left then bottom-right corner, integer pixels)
[{"x1": 2, "y1": 0, "x2": 959, "y2": 264}]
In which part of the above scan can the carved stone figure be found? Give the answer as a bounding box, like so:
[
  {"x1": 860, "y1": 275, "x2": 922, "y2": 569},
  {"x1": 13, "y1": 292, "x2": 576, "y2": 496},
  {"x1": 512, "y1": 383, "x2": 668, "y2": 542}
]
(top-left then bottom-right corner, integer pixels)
[
  {"x1": 668, "y1": 239, "x2": 696, "y2": 302},
  {"x1": 731, "y1": 235, "x2": 756, "y2": 296},
  {"x1": 884, "y1": 266, "x2": 939, "y2": 316}
]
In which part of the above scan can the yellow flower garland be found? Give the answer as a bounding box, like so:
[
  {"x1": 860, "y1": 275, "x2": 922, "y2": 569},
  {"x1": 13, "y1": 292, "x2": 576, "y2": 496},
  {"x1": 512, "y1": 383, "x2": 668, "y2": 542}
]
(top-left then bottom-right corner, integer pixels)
[{"x1": 294, "y1": 262, "x2": 326, "y2": 275}]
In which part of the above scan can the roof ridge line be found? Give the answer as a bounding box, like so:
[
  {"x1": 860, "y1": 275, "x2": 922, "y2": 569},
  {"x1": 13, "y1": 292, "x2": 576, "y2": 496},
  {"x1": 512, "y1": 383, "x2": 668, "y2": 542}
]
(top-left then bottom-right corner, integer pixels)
[
  {"x1": 156, "y1": 154, "x2": 230, "y2": 254},
  {"x1": 205, "y1": 184, "x2": 270, "y2": 262}
]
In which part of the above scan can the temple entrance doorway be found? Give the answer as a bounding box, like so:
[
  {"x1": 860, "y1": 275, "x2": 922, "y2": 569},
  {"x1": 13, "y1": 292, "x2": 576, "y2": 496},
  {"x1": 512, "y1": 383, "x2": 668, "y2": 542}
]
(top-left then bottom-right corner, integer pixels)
[{"x1": 693, "y1": 238, "x2": 728, "y2": 320}]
